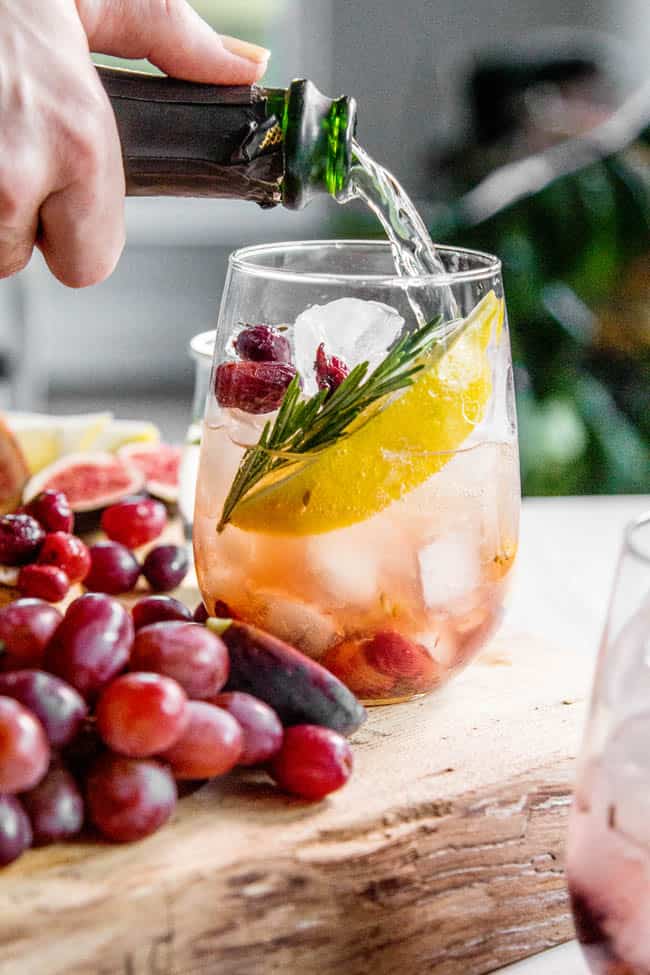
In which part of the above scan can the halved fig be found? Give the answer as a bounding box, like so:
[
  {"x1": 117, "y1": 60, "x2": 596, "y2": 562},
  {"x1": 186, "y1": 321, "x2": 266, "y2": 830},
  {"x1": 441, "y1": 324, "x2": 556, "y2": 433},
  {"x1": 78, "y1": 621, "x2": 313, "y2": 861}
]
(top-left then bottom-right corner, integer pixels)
[
  {"x1": 23, "y1": 452, "x2": 145, "y2": 514},
  {"x1": 118, "y1": 443, "x2": 182, "y2": 504}
]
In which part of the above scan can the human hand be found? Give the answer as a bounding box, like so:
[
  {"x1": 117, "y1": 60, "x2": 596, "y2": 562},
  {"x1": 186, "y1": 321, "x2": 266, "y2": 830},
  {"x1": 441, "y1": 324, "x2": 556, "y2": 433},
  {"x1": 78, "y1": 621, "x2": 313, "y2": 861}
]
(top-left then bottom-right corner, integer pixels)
[{"x1": 0, "y1": 0, "x2": 269, "y2": 287}]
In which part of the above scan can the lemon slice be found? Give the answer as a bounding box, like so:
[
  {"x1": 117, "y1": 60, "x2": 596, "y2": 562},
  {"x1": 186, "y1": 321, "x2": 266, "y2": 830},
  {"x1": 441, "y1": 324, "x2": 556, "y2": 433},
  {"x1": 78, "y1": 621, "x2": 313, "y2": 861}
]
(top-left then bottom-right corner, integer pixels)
[
  {"x1": 6, "y1": 412, "x2": 113, "y2": 473},
  {"x1": 232, "y1": 290, "x2": 504, "y2": 536}
]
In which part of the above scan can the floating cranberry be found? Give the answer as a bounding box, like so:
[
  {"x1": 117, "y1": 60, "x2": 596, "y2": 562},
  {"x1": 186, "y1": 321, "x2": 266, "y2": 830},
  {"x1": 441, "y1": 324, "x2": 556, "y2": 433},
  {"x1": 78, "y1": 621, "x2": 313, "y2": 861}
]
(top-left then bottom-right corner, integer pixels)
[
  {"x1": 269, "y1": 724, "x2": 353, "y2": 800},
  {"x1": 142, "y1": 545, "x2": 188, "y2": 592},
  {"x1": 315, "y1": 343, "x2": 349, "y2": 397},
  {"x1": 0, "y1": 514, "x2": 45, "y2": 566},
  {"x1": 24, "y1": 490, "x2": 74, "y2": 534},
  {"x1": 101, "y1": 498, "x2": 167, "y2": 549},
  {"x1": 234, "y1": 324, "x2": 292, "y2": 363},
  {"x1": 215, "y1": 361, "x2": 297, "y2": 414},
  {"x1": 18, "y1": 564, "x2": 70, "y2": 603},
  {"x1": 365, "y1": 631, "x2": 434, "y2": 679},
  {"x1": 37, "y1": 532, "x2": 91, "y2": 584}
]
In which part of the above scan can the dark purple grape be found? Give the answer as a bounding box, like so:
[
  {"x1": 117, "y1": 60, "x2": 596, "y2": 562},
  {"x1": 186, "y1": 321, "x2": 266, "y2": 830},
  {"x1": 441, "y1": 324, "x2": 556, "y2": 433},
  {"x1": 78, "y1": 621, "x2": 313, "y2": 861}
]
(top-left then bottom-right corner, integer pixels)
[
  {"x1": 0, "y1": 599, "x2": 62, "y2": 671},
  {"x1": 0, "y1": 795, "x2": 32, "y2": 865},
  {"x1": 0, "y1": 514, "x2": 46, "y2": 565},
  {"x1": 132, "y1": 595, "x2": 192, "y2": 630},
  {"x1": 142, "y1": 545, "x2": 189, "y2": 592},
  {"x1": 84, "y1": 542, "x2": 140, "y2": 595},
  {"x1": 0, "y1": 670, "x2": 87, "y2": 747},
  {"x1": 21, "y1": 763, "x2": 84, "y2": 845},
  {"x1": 234, "y1": 324, "x2": 291, "y2": 363},
  {"x1": 86, "y1": 754, "x2": 177, "y2": 843},
  {"x1": 24, "y1": 490, "x2": 74, "y2": 534},
  {"x1": 45, "y1": 593, "x2": 134, "y2": 701}
]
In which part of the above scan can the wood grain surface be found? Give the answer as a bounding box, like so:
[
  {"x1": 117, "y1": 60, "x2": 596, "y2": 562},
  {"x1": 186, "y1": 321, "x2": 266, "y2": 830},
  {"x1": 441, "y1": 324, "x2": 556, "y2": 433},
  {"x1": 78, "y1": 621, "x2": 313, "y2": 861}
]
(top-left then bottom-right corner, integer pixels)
[{"x1": 3, "y1": 496, "x2": 644, "y2": 975}]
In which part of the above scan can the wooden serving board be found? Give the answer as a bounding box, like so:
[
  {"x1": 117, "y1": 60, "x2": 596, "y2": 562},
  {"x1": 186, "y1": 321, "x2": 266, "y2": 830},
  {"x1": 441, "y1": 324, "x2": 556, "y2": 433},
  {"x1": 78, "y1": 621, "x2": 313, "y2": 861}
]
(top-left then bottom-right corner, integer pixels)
[{"x1": 0, "y1": 617, "x2": 587, "y2": 975}]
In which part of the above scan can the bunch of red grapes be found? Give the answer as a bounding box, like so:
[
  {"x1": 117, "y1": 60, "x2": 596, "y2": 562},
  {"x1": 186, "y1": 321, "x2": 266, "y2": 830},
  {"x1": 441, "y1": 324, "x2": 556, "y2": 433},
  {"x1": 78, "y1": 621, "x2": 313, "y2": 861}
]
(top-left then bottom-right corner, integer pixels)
[
  {"x1": 0, "y1": 489, "x2": 189, "y2": 601},
  {"x1": 0, "y1": 491, "x2": 354, "y2": 867}
]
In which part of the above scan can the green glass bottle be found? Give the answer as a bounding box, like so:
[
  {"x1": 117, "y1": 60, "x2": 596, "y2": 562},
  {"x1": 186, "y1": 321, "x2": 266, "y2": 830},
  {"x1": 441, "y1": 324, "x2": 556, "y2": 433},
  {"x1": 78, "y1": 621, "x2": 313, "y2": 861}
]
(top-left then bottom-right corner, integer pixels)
[{"x1": 98, "y1": 67, "x2": 356, "y2": 210}]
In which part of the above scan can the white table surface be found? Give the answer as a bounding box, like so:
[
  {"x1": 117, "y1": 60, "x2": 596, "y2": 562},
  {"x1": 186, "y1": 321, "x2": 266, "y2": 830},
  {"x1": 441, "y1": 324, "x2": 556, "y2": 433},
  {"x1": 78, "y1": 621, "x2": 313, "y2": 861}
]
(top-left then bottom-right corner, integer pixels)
[{"x1": 493, "y1": 494, "x2": 649, "y2": 975}]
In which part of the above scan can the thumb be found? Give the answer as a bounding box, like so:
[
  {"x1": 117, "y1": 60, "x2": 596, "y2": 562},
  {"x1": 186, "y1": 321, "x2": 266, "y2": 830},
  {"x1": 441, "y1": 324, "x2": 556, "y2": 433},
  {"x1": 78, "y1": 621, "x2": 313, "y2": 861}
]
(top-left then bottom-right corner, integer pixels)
[{"x1": 79, "y1": 0, "x2": 270, "y2": 84}]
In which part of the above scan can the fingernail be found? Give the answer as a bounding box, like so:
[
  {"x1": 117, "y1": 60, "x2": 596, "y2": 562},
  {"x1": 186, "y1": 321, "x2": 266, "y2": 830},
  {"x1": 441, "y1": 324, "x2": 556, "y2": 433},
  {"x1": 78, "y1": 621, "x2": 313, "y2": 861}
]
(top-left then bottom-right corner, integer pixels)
[{"x1": 221, "y1": 35, "x2": 271, "y2": 65}]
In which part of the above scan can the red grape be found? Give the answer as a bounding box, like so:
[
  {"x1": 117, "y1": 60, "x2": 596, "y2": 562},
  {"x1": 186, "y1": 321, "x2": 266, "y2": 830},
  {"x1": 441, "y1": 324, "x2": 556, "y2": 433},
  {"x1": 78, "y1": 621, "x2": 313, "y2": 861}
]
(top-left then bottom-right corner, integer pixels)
[
  {"x1": 160, "y1": 701, "x2": 242, "y2": 779},
  {"x1": 0, "y1": 670, "x2": 87, "y2": 747},
  {"x1": 96, "y1": 673, "x2": 188, "y2": 758},
  {"x1": 211, "y1": 692, "x2": 283, "y2": 766},
  {"x1": 24, "y1": 490, "x2": 74, "y2": 533},
  {"x1": 0, "y1": 695, "x2": 50, "y2": 793},
  {"x1": 142, "y1": 545, "x2": 188, "y2": 592},
  {"x1": 22, "y1": 763, "x2": 84, "y2": 845},
  {"x1": 130, "y1": 622, "x2": 228, "y2": 699},
  {"x1": 0, "y1": 599, "x2": 62, "y2": 671},
  {"x1": 269, "y1": 725, "x2": 353, "y2": 799},
  {"x1": 215, "y1": 361, "x2": 297, "y2": 413},
  {"x1": 193, "y1": 602, "x2": 209, "y2": 623},
  {"x1": 0, "y1": 795, "x2": 32, "y2": 865},
  {"x1": 101, "y1": 498, "x2": 167, "y2": 549},
  {"x1": 133, "y1": 595, "x2": 192, "y2": 630},
  {"x1": 86, "y1": 754, "x2": 177, "y2": 842},
  {"x1": 45, "y1": 593, "x2": 134, "y2": 700},
  {"x1": 234, "y1": 324, "x2": 291, "y2": 363},
  {"x1": 85, "y1": 542, "x2": 140, "y2": 595},
  {"x1": 0, "y1": 514, "x2": 45, "y2": 565},
  {"x1": 18, "y1": 564, "x2": 70, "y2": 603},
  {"x1": 37, "y1": 532, "x2": 91, "y2": 584}
]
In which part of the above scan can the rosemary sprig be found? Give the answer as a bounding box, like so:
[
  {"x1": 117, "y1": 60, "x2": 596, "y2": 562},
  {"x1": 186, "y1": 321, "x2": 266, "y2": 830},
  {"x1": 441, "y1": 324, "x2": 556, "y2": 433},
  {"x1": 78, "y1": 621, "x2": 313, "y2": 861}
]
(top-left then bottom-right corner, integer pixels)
[{"x1": 217, "y1": 314, "x2": 444, "y2": 532}]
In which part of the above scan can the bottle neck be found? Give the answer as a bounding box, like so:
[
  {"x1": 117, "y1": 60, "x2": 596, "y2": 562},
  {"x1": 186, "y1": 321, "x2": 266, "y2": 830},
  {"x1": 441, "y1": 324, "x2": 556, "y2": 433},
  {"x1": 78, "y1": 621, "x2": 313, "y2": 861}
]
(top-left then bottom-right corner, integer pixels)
[{"x1": 98, "y1": 68, "x2": 356, "y2": 209}]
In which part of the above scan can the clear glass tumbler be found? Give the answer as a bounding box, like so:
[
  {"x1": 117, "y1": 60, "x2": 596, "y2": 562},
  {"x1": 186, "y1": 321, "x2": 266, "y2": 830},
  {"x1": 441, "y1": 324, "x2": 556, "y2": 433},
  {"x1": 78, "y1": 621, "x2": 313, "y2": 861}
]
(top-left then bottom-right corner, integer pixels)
[
  {"x1": 194, "y1": 240, "x2": 520, "y2": 704},
  {"x1": 568, "y1": 511, "x2": 650, "y2": 973}
]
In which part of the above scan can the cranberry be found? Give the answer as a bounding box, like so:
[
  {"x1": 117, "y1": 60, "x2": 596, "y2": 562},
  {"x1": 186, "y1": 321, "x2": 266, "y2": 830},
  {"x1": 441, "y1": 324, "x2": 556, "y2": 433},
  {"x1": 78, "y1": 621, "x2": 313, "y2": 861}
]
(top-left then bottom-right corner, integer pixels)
[
  {"x1": 37, "y1": 532, "x2": 91, "y2": 584},
  {"x1": 18, "y1": 564, "x2": 70, "y2": 603},
  {"x1": 101, "y1": 498, "x2": 167, "y2": 549},
  {"x1": 85, "y1": 542, "x2": 140, "y2": 595},
  {"x1": 0, "y1": 514, "x2": 46, "y2": 565},
  {"x1": 269, "y1": 724, "x2": 353, "y2": 800},
  {"x1": 215, "y1": 361, "x2": 297, "y2": 414},
  {"x1": 142, "y1": 545, "x2": 188, "y2": 592},
  {"x1": 133, "y1": 595, "x2": 192, "y2": 630},
  {"x1": 24, "y1": 490, "x2": 74, "y2": 534},
  {"x1": 234, "y1": 324, "x2": 292, "y2": 363},
  {"x1": 365, "y1": 631, "x2": 435, "y2": 679},
  {"x1": 315, "y1": 343, "x2": 349, "y2": 397}
]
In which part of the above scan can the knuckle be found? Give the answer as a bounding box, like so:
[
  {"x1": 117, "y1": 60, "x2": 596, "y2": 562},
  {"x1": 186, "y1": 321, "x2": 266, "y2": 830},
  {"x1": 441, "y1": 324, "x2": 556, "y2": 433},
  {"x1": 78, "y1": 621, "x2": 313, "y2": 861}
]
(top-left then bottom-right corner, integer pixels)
[
  {"x1": 0, "y1": 166, "x2": 38, "y2": 222},
  {"x1": 64, "y1": 94, "x2": 113, "y2": 177}
]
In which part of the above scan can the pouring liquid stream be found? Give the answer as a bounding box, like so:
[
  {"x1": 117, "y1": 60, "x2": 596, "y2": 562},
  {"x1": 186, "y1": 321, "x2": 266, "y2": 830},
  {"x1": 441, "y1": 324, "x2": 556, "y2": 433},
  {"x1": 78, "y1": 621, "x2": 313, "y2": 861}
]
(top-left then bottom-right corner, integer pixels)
[{"x1": 344, "y1": 140, "x2": 458, "y2": 325}]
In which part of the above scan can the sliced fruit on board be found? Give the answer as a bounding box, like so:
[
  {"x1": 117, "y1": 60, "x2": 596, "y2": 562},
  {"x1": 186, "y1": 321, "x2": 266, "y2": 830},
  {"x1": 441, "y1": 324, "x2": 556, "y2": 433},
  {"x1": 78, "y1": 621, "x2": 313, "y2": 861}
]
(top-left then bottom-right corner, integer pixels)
[
  {"x1": 6, "y1": 412, "x2": 113, "y2": 474},
  {"x1": 0, "y1": 416, "x2": 30, "y2": 515},
  {"x1": 118, "y1": 443, "x2": 182, "y2": 504},
  {"x1": 210, "y1": 618, "x2": 367, "y2": 736},
  {"x1": 23, "y1": 452, "x2": 145, "y2": 513},
  {"x1": 93, "y1": 419, "x2": 160, "y2": 453}
]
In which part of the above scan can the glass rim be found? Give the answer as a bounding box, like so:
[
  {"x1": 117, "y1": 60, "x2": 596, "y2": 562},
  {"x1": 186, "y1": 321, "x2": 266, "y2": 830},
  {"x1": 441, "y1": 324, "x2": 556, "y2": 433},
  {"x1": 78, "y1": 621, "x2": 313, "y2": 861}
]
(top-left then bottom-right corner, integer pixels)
[
  {"x1": 625, "y1": 509, "x2": 650, "y2": 565},
  {"x1": 228, "y1": 239, "x2": 502, "y2": 286}
]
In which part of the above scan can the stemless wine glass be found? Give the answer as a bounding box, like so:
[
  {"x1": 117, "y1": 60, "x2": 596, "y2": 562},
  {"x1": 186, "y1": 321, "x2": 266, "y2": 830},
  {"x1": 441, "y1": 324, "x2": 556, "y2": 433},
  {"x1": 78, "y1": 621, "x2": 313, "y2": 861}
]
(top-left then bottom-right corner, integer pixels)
[
  {"x1": 194, "y1": 241, "x2": 520, "y2": 704},
  {"x1": 568, "y1": 511, "x2": 650, "y2": 974}
]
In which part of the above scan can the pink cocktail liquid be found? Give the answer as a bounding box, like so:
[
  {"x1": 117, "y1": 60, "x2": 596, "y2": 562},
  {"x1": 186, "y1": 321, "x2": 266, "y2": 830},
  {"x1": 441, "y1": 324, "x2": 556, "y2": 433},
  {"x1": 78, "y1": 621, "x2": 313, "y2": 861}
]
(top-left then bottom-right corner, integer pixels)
[
  {"x1": 194, "y1": 416, "x2": 519, "y2": 704},
  {"x1": 569, "y1": 761, "x2": 650, "y2": 974}
]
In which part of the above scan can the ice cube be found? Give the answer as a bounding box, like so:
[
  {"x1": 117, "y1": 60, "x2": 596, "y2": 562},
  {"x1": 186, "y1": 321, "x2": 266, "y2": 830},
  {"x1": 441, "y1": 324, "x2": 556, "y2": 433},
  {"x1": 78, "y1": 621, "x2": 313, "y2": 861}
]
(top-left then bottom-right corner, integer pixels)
[
  {"x1": 293, "y1": 298, "x2": 405, "y2": 394},
  {"x1": 418, "y1": 530, "x2": 481, "y2": 610},
  {"x1": 602, "y1": 713, "x2": 650, "y2": 849},
  {"x1": 253, "y1": 590, "x2": 341, "y2": 659},
  {"x1": 304, "y1": 525, "x2": 381, "y2": 609}
]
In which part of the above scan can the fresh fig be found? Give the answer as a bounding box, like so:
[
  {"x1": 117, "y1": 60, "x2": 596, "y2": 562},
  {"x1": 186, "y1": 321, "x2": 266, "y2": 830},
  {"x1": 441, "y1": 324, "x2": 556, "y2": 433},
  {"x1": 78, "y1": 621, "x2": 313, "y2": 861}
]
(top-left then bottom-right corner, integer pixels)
[
  {"x1": 118, "y1": 443, "x2": 181, "y2": 504},
  {"x1": 213, "y1": 619, "x2": 366, "y2": 736},
  {"x1": 23, "y1": 452, "x2": 145, "y2": 514},
  {"x1": 0, "y1": 417, "x2": 29, "y2": 515}
]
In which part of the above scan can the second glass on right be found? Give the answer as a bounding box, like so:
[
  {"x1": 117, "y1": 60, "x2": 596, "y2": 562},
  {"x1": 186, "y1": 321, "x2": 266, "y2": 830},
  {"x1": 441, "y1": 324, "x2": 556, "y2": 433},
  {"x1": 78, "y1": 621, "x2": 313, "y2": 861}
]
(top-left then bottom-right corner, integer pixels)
[
  {"x1": 568, "y1": 511, "x2": 650, "y2": 973},
  {"x1": 194, "y1": 241, "x2": 520, "y2": 704}
]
